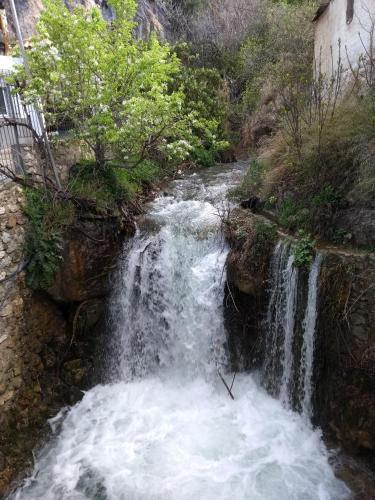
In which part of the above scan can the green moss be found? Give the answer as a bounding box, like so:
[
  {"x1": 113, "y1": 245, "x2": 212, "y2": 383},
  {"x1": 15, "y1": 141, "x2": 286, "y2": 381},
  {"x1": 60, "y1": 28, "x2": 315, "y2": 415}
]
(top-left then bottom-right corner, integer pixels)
[{"x1": 253, "y1": 220, "x2": 277, "y2": 256}]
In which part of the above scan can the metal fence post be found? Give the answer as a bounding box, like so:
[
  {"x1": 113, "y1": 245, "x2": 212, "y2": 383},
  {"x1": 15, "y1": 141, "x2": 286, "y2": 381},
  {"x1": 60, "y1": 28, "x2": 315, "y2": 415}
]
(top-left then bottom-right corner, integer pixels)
[{"x1": 8, "y1": 0, "x2": 62, "y2": 189}]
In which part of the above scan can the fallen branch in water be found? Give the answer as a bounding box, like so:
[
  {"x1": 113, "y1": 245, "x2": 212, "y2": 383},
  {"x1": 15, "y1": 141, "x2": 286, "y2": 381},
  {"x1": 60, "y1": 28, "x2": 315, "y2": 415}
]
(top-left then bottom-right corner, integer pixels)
[{"x1": 218, "y1": 369, "x2": 235, "y2": 400}]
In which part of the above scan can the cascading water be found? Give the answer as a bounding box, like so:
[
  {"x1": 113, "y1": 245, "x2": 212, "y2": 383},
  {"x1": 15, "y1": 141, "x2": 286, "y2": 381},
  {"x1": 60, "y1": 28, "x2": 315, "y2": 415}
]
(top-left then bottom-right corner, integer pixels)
[
  {"x1": 279, "y1": 253, "x2": 299, "y2": 408},
  {"x1": 300, "y1": 254, "x2": 323, "y2": 420},
  {"x1": 10, "y1": 164, "x2": 349, "y2": 500},
  {"x1": 262, "y1": 242, "x2": 297, "y2": 401},
  {"x1": 262, "y1": 242, "x2": 323, "y2": 420}
]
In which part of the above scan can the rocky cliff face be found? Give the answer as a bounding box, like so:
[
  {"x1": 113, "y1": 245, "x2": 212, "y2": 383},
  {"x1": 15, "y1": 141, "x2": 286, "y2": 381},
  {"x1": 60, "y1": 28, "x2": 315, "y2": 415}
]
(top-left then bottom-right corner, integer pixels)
[
  {"x1": 224, "y1": 209, "x2": 375, "y2": 483},
  {"x1": 4, "y1": 0, "x2": 169, "y2": 41},
  {"x1": 316, "y1": 251, "x2": 375, "y2": 452}
]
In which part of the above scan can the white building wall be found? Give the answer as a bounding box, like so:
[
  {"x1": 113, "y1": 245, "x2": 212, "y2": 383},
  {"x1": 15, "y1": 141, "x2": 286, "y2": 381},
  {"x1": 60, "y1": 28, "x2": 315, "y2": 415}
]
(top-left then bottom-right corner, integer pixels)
[{"x1": 314, "y1": 0, "x2": 375, "y2": 78}]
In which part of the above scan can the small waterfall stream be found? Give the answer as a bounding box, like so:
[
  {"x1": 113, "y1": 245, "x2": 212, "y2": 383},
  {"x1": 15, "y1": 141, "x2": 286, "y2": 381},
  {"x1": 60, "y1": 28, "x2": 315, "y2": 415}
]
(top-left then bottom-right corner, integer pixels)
[
  {"x1": 262, "y1": 242, "x2": 323, "y2": 419},
  {"x1": 300, "y1": 254, "x2": 323, "y2": 420},
  {"x1": 10, "y1": 164, "x2": 349, "y2": 500},
  {"x1": 279, "y1": 252, "x2": 299, "y2": 408}
]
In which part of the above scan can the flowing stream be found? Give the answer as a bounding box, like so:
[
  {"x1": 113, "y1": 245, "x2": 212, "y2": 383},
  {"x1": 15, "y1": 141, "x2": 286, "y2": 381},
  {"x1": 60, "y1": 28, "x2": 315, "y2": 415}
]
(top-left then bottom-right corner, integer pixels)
[{"x1": 10, "y1": 163, "x2": 350, "y2": 500}]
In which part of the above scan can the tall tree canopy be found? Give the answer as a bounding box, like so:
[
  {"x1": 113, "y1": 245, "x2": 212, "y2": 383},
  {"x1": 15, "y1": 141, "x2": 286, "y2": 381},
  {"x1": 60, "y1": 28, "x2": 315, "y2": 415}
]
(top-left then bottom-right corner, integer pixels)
[{"x1": 15, "y1": 0, "x2": 225, "y2": 167}]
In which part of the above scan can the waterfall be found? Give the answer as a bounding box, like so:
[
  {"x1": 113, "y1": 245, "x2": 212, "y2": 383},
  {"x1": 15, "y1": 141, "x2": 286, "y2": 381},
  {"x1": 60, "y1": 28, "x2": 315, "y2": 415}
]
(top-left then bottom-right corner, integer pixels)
[
  {"x1": 279, "y1": 253, "x2": 299, "y2": 407},
  {"x1": 262, "y1": 242, "x2": 298, "y2": 403},
  {"x1": 10, "y1": 165, "x2": 349, "y2": 500},
  {"x1": 262, "y1": 242, "x2": 323, "y2": 420},
  {"x1": 300, "y1": 253, "x2": 323, "y2": 420},
  {"x1": 108, "y1": 219, "x2": 228, "y2": 382}
]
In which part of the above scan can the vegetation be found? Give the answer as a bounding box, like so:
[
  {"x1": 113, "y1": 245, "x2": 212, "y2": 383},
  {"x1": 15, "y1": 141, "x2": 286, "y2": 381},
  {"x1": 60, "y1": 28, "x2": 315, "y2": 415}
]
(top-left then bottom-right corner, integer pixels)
[
  {"x1": 9, "y1": 0, "x2": 375, "y2": 289},
  {"x1": 251, "y1": 220, "x2": 278, "y2": 261},
  {"x1": 229, "y1": 215, "x2": 278, "y2": 279},
  {"x1": 11, "y1": 0, "x2": 231, "y2": 288},
  {"x1": 14, "y1": 0, "x2": 226, "y2": 171},
  {"x1": 228, "y1": 159, "x2": 265, "y2": 200},
  {"x1": 68, "y1": 160, "x2": 160, "y2": 211},
  {"x1": 206, "y1": 0, "x2": 375, "y2": 248},
  {"x1": 292, "y1": 231, "x2": 315, "y2": 268},
  {"x1": 24, "y1": 188, "x2": 74, "y2": 290}
]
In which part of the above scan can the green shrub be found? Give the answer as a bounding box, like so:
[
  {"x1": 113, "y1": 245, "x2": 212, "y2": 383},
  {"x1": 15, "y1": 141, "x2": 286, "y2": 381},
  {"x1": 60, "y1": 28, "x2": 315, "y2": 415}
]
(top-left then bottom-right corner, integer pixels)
[
  {"x1": 24, "y1": 188, "x2": 74, "y2": 290},
  {"x1": 245, "y1": 220, "x2": 278, "y2": 274},
  {"x1": 69, "y1": 159, "x2": 162, "y2": 212},
  {"x1": 228, "y1": 159, "x2": 265, "y2": 199},
  {"x1": 312, "y1": 184, "x2": 341, "y2": 207},
  {"x1": 332, "y1": 229, "x2": 352, "y2": 245},
  {"x1": 253, "y1": 220, "x2": 277, "y2": 255},
  {"x1": 257, "y1": 93, "x2": 375, "y2": 244},
  {"x1": 278, "y1": 198, "x2": 310, "y2": 230},
  {"x1": 191, "y1": 146, "x2": 217, "y2": 167},
  {"x1": 292, "y1": 230, "x2": 315, "y2": 267},
  {"x1": 125, "y1": 160, "x2": 160, "y2": 184}
]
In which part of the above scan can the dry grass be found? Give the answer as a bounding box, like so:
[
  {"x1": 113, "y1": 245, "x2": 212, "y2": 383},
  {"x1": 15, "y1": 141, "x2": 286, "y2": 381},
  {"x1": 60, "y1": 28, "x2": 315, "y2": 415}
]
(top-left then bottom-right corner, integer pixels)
[{"x1": 258, "y1": 94, "x2": 375, "y2": 205}]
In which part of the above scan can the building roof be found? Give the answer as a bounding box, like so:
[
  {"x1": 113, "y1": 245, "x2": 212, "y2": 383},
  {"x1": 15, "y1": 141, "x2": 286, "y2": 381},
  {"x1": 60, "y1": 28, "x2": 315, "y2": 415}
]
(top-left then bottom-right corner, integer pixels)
[{"x1": 312, "y1": 1, "x2": 331, "y2": 22}]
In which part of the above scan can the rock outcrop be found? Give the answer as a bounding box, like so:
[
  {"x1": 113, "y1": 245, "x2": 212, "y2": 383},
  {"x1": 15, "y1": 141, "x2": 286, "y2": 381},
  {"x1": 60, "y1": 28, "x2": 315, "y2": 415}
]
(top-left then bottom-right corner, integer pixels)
[
  {"x1": 48, "y1": 215, "x2": 125, "y2": 302},
  {"x1": 223, "y1": 209, "x2": 276, "y2": 371},
  {"x1": 4, "y1": 0, "x2": 168, "y2": 41},
  {"x1": 224, "y1": 210, "x2": 375, "y2": 462},
  {"x1": 315, "y1": 251, "x2": 375, "y2": 453}
]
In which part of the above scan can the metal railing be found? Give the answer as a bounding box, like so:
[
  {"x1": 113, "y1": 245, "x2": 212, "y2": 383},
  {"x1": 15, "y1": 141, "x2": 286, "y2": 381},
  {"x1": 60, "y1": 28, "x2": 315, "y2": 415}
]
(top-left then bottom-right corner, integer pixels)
[{"x1": 0, "y1": 69, "x2": 42, "y2": 182}]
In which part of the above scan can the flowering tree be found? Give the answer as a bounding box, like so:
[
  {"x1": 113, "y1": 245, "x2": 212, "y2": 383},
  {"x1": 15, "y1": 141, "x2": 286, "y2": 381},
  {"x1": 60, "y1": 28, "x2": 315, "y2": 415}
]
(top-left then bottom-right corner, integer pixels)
[{"x1": 15, "y1": 0, "x2": 224, "y2": 168}]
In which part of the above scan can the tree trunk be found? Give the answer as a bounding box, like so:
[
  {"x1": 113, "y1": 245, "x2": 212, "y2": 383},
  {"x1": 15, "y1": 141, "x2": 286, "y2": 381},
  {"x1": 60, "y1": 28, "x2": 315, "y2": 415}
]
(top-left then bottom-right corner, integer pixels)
[{"x1": 94, "y1": 141, "x2": 106, "y2": 168}]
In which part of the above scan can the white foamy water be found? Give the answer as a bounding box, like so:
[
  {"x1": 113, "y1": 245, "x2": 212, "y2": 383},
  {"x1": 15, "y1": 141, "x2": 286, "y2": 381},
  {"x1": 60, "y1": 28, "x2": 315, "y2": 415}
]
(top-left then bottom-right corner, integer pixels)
[{"x1": 10, "y1": 163, "x2": 350, "y2": 500}]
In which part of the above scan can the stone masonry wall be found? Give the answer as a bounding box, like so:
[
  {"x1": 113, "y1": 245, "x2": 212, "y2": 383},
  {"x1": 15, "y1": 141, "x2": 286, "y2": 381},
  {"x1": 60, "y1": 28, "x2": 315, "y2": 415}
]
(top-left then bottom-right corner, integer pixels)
[
  {"x1": 0, "y1": 147, "x2": 128, "y2": 493},
  {"x1": 0, "y1": 182, "x2": 26, "y2": 411}
]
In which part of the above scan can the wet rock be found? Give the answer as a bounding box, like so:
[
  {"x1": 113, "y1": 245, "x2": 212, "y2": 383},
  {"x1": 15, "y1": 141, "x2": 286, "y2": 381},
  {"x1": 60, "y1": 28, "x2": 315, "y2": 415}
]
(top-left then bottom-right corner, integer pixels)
[
  {"x1": 63, "y1": 359, "x2": 87, "y2": 386},
  {"x1": 240, "y1": 197, "x2": 263, "y2": 213},
  {"x1": 48, "y1": 218, "x2": 125, "y2": 302},
  {"x1": 41, "y1": 347, "x2": 57, "y2": 369},
  {"x1": 224, "y1": 211, "x2": 276, "y2": 371},
  {"x1": 352, "y1": 325, "x2": 368, "y2": 341},
  {"x1": 223, "y1": 209, "x2": 375, "y2": 463},
  {"x1": 220, "y1": 148, "x2": 237, "y2": 163}
]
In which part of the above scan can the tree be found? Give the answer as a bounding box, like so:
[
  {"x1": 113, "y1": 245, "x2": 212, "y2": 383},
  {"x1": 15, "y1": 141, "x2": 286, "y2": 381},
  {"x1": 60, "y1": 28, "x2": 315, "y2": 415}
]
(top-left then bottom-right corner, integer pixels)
[{"x1": 14, "y1": 0, "x2": 223, "y2": 169}]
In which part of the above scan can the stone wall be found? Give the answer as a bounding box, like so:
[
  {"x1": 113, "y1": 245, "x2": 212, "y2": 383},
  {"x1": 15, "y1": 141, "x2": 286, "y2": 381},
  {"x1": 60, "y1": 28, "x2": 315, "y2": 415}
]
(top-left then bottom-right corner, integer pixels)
[
  {"x1": 0, "y1": 171, "x2": 128, "y2": 494},
  {"x1": 0, "y1": 182, "x2": 26, "y2": 413},
  {"x1": 52, "y1": 139, "x2": 93, "y2": 184}
]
